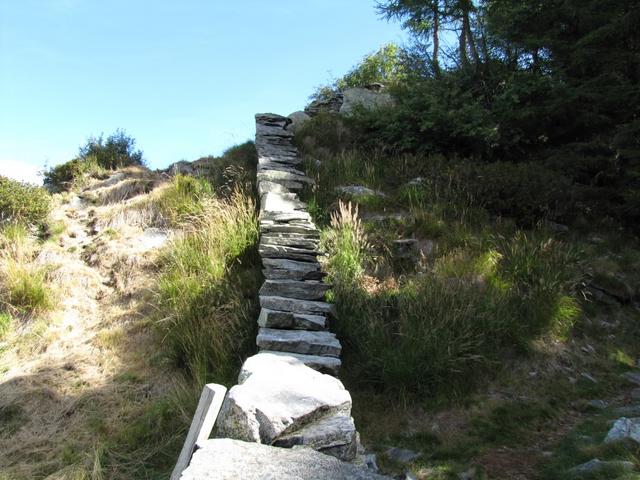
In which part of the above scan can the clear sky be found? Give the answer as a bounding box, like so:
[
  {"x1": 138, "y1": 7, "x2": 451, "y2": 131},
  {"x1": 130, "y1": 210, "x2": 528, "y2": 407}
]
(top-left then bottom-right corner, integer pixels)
[{"x1": 0, "y1": 0, "x2": 406, "y2": 183}]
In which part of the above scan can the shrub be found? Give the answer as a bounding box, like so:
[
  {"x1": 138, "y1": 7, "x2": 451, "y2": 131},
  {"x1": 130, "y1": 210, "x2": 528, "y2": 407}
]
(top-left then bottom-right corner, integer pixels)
[
  {"x1": 0, "y1": 176, "x2": 51, "y2": 226},
  {"x1": 43, "y1": 156, "x2": 106, "y2": 193},
  {"x1": 155, "y1": 174, "x2": 215, "y2": 225},
  {"x1": 154, "y1": 180, "x2": 260, "y2": 383},
  {"x1": 43, "y1": 130, "x2": 142, "y2": 192},
  {"x1": 79, "y1": 130, "x2": 143, "y2": 170}
]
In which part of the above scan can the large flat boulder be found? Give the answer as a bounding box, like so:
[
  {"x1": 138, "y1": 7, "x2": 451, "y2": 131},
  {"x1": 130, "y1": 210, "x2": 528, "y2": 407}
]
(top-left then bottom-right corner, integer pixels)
[
  {"x1": 181, "y1": 438, "x2": 390, "y2": 480},
  {"x1": 216, "y1": 353, "x2": 351, "y2": 444}
]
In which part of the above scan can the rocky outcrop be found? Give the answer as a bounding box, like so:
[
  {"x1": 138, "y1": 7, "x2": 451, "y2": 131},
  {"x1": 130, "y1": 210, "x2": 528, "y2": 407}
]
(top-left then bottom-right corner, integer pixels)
[
  {"x1": 304, "y1": 85, "x2": 394, "y2": 117},
  {"x1": 181, "y1": 439, "x2": 389, "y2": 480},
  {"x1": 214, "y1": 112, "x2": 362, "y2": 464}
]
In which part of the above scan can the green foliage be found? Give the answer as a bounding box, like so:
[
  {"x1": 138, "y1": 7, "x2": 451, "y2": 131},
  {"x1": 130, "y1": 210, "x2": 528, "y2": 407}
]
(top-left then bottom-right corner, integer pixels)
[
  {"x1": 0, "y1": 312, "x2": 11, "y2": 339},
  {"x1": 338, "y1": 43, "x2": 407, "y2": 89},
  {"x1": 155, "y1": 177, "x2": 260, "y2": 383},
  {"x1": 156, "y1": 174, "x2": 215, "y2": 225},
  {"x1": 79, "y1": 130, "x2": 143, "y2": 170},
  {"x1": 197, "y1": 141, "x2": 258, "y2": 192},
  {"x1": 1, "y1": 262, "x2": 55, "y2": 316},
  {"x1": 0, "y1": 176, "x2": 51, "y2": 226},
  {"x1": 44, "y1": 130, "x2": 142, "y2": 192},
  {"x1": 43, "y1": 156, "x2": 106, "y2": 193}
]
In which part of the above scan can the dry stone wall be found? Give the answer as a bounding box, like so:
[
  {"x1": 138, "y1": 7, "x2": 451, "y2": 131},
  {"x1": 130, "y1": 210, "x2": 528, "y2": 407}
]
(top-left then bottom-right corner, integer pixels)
[{"x1": 213, "y1": 113, "x2": 362, "y2": 463}]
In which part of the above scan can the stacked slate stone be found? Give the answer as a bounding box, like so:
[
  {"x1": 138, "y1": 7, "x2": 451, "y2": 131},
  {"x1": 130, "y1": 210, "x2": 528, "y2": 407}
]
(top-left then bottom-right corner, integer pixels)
[
  {"x1": 255, "y1": 113, "x2": 343, "y2": 374},
  {"x1": 213, "y1": 114, "x2": 361, "y2": 464}
]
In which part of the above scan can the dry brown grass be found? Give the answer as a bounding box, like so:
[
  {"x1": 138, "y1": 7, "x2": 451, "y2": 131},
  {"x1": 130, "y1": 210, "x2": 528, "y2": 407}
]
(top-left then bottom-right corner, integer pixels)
[{"x1": 0, "y1": 169, "x2": 184, "y2": 479}]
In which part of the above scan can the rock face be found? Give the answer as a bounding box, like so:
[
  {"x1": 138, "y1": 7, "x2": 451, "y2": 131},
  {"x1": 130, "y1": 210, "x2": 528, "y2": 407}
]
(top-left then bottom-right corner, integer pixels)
[
  {"x1": 181, "y1": 439, "x2": 390, "y2": 480},
  {"x1": 212, "y1": 112, "x2": 360, "y2": 464}
]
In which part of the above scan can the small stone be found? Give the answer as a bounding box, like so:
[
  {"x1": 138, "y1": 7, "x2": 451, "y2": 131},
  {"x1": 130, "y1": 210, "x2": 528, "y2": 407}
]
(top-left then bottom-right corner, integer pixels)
[
  {"x1": 385, "y1": 447, "x2": 421, "y2": 464},
  {"x1": 336, "y1": 185, "x2": 386, "y2": 198},
  {"x1": 604, "y1": 417, "x2": 640, "y2": 443},
  {"x1": 622, "y1": 372, "x2": 640, "y2": 386},
  {"x1": 569, "y1": 458, "x2": 634, "y2": 475},
  {"x1": 587, "y1": 400, "x2": 609, "y2": 410}
]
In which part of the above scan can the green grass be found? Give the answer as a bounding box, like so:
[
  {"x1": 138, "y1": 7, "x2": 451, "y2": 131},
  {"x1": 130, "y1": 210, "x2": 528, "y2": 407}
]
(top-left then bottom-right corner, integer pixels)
[
  {"x1": 0, "y1": 176, "x2": 51, "y2": 227},
  {"x1": 0, "y1": 312, "x2": 12, "y2": 339},
  {"x1": 154, "y1": 176, "x2": 261, "y2": 384},
  {"x1": 0, "y1": 223, "x2": 56, "y2": 316},
  {"x1": 323, "y1": 204, "x2": 584, "y2": 397}
]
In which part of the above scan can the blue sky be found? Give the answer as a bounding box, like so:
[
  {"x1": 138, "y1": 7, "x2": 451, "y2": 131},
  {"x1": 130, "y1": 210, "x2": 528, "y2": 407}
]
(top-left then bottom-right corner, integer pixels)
[{"x1": 0, "y1": 0, "x2": 406, "y2": 183}]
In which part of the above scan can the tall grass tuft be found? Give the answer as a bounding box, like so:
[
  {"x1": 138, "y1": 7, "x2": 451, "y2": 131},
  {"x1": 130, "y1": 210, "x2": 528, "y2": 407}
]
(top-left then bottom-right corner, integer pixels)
[
  {"x1": 154, "y1": 179, "x2": 260, "y2": 384},
  {"x1": 0, "y1": 223, "x2": 56, "y2": 316}
]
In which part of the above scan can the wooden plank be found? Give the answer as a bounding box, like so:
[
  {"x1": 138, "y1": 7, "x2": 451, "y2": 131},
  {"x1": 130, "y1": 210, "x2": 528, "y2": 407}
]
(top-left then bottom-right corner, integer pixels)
[{"x1": 170, "y1": 383, "x2": 227, "y2": 480}]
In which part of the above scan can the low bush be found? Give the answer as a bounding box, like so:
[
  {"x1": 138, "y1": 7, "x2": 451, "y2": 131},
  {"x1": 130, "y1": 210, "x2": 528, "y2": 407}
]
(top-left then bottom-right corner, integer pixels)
[
  {"x1": 44, "y1": 130, "x2": 142, "y2": 192},
  {"x1": 0, "y1": 176, "x2": 51, "y2": 226},
  {"x1": 43, "y1": 156, "x2": 106, "y2": 193},
  {"x1": 154, "y1": 177, "x2": 260, "y2": 383}
]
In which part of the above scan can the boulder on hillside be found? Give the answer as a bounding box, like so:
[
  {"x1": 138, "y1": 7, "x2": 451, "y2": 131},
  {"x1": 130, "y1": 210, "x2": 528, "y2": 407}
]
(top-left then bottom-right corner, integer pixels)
[
  {"x1": 215, "y1": 353, "x2": 351, "y2": 444},
  {"x1": 604, "y1": 417, "x2": 640, "y2": 443},
  {"x1": 340, "y1": 87, "x2": 394, "y2": 116},
  {"x1": 286, "y1": 111, "x2": 311, "y2": 133}
]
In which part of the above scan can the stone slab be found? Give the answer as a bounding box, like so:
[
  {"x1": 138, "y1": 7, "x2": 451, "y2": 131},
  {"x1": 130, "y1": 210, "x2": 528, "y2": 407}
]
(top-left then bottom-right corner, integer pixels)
[{"x1": 257, "y1": 328, "x2": 341, "y2": 357}]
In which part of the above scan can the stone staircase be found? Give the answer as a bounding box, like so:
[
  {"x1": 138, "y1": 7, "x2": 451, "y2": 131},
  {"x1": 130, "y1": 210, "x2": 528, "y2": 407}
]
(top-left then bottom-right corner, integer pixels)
[
  {"x1": 254, "y1": 113, "x2": 344, "y2": 374},
  {"x1": 213, "y1": 113, "x2": 361, "y2": 463}
]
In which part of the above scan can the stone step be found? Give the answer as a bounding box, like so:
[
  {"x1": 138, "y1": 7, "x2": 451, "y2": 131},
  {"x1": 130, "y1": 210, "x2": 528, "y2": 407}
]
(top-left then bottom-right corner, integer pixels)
[
  {"x1": 260, "y1": 211, "x2": 312, "y2": 223},
  {"x1": 259, "y1": 154, "x2": 302, "y2": 166},
  {"x1": 255, "y1": 113, "x2": 290, "y2": 127},
  {"x1": 260, "y1": 234, "x2": 319, "y2": 250},
  {"x1": 260, "y1": 221, "x2": 319, "y2": 236},
  {"x1": 262, "y1": 258, "x2": 325, "y2": 281},
  {"x1": 260, "y1": 351, "x2": 341, "y2": 375},
  {"x1": 257, "y1": 180, "x2": 295, "y2": 196},
  {"x1": 258, "y1": 244, "x2": 318, "y2": 263},
  {"x1": 257, "y1": 169, "x2": 314, "y2": 185},
  {"x1": 260, "y1": 296, "x2": 334, "y2": 315},
  {"x1": 258, "y1": 162, "x2": 307, "y2": 176},
  {"x1": 256, "y1": 123, "x2": 294, "y2": 138},
  {"x1": 260, "y1": 192, "x2": 307, "y2": 213},
  {"x1": 274, "y1": 414, "x2": 356, "y2": 454},
  {"x1": 258, "y1": 308, "x2": 327, "y2": 330},
  {"x1": 257, "y1": 328, "x2": 341, "y2": 357},
  {"x1": 259, "y1": 280, "x2": 329, "y2": 301}
]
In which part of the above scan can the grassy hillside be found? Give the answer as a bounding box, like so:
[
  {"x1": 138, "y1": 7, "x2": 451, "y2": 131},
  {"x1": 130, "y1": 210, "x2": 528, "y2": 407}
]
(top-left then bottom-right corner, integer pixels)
[
  {"x1": 295, "y1": 113, "x2": 640, "y2": 479},
  {"x1": 0, "y1": 144, "x2": 260, "y2": 479}
]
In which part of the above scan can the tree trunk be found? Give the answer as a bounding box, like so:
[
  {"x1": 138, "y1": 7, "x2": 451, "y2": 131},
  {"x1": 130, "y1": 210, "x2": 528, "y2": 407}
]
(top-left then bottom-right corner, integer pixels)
[
  {"x1": 433, "y1": 5, "x2": 441, "y2": 75},
  {"x1": 465, "y1": 14, "x2": 480, "y2": 67}
]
